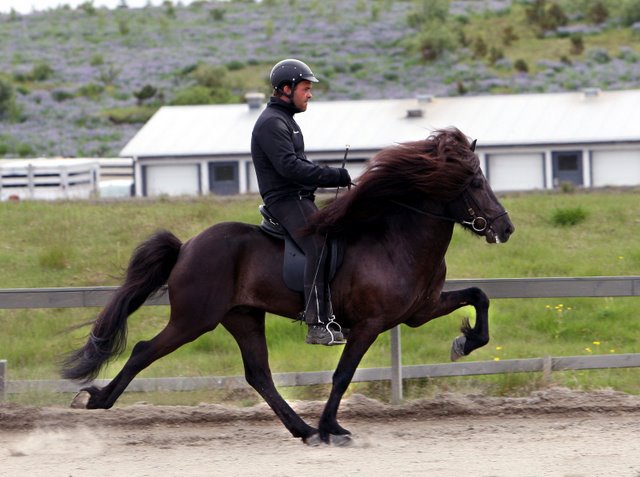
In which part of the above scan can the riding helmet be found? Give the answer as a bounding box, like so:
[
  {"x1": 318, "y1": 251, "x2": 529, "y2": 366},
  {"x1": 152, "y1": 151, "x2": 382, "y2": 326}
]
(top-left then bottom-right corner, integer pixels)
[{"x1": 270, "y1": 59, "x2": 319, "y2": 91}]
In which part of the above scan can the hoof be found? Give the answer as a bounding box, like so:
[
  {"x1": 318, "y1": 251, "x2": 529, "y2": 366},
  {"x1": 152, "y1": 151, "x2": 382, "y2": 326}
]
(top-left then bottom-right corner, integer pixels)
[
  {"x1": 303, "y1": 432, "x2": 353, "y2": 447},
  {"x1": 450, "y1": 335, "x2": 466, "y2": 362},
  {"x1": 70, "y1": 390, "x2": 91, "y2": 409},
  {"x1": 330, "y1": 433, "x2": 353, "y2": 447},
  {"x1": 304, "y1": 433, "x2": 323, "y2": 447}
]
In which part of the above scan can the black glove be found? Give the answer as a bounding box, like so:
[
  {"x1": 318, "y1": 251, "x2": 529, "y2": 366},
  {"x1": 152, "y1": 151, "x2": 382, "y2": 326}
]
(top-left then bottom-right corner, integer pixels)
[{"x1": 337, "y1": 168, "x2": 352, "y2": 187}]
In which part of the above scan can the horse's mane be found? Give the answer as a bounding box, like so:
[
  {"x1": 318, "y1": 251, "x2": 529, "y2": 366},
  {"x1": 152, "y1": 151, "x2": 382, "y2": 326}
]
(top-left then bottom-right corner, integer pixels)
[{"x1": 310, "y1": 127, "x2": 479, "y2": 235}]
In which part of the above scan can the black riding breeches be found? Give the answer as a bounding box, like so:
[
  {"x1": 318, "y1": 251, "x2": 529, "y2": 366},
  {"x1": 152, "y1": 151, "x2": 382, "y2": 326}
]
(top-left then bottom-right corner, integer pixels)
[{"x1": 268, "y1": 196, "x2": 330, "y2": 322}]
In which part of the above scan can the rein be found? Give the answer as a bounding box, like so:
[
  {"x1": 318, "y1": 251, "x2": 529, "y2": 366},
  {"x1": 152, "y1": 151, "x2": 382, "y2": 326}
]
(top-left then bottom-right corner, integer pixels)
[{"x1": 391, "y1": 191, "x2": 506, "y2": 234}]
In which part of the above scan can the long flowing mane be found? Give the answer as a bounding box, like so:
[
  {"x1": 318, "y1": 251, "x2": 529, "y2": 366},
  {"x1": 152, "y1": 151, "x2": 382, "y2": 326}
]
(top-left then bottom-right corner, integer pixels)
[{"x1": 311, "y1": 127, "x2": 479, "y2": 235}]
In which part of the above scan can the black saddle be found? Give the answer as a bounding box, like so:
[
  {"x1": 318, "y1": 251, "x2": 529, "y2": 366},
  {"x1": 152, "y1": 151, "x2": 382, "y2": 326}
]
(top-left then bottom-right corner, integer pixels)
[{"x1": 259, "y1": 205, "x2": 343, "y2": 292}]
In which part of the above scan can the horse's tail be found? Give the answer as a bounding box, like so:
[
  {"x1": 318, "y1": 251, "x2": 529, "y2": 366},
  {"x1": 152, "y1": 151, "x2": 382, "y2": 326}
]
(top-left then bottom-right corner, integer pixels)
[{"x1": 62, "y1": 230, "x2": 182, "y2": 383}]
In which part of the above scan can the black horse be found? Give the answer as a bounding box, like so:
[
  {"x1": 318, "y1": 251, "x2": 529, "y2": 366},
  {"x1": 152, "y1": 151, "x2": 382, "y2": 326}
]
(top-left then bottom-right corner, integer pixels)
[{"x1": 62, "y1": 128, "x2": 514, "y2": 445}]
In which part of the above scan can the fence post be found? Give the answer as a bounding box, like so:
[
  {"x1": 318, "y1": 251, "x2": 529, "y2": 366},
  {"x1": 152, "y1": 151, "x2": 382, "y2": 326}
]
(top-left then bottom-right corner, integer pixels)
[
  {"x1": 0, "y1": 360, "x2": 6, "y2": 402},
  {"x1": 390, "y1": 326, "x2": 403, "y2": 404},
  {"x1": 27, "y1": 163, "x2": 35, "y2": 199},
  {"x1": 542, "y1": 355, "x2": 553, "y2": 386}
]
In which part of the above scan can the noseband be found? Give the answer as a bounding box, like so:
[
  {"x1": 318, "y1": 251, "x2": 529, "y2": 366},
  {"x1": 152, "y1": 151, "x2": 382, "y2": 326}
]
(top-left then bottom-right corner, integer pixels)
[{"x1": 457, "y1": 189, "x2": 508, "y2": 233}]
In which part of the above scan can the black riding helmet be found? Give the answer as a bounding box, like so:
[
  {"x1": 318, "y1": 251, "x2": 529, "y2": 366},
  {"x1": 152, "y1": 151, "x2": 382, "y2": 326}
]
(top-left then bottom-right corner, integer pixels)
[{"x1": 270, "y1": 59, "x2": 319, "y2": 93}]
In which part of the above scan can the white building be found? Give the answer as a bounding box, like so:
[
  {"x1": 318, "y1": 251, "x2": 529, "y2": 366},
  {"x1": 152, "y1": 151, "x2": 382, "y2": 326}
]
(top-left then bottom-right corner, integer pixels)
[{"x1": 120, "y1": 88, "x2": 640, "y2": 196}]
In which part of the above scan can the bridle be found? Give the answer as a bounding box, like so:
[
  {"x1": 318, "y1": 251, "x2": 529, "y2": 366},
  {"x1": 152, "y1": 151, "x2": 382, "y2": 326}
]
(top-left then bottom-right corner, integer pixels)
[
  {"x1": 457, "y1": 188, "x2": 508, "y2": 233},
  {"x1": 391, "y1": 187, "x2": 507, "y2": 235}
]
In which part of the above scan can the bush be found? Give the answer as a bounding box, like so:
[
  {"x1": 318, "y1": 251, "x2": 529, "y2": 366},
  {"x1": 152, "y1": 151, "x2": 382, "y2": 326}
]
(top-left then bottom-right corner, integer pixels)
[
  {"x1": 170, "y1": 85, "x2": 215, "y2": 105},
  {"x1": 77, "y1": 83, "x2": 105, "y2": 99},
  {"x1": 570, "y1": 34, "x2": 584, "y2": 55},
  {"x1": 551, "y1": 206, "x2": 588, "y2": 227},
  {"x1": 51, "y1": 89, "x2": 75, "y2": 102},
  {"x1": 104, "y1": 106, "x2": 158, "y2": 124},
  {"x1": 192, "y1": 63, "x2": 227, "y2": 89},
  {"x1": 514, "y1": 59, "x2": 529, "y2": 73},
  {"x1": 415, "y1": 21, "x2": 458, "y2": 61},
  {"x1": 0, "y1": 78, "x2": 15, "y2": 119},
  {"x1": 31, "y1": 63, "x2": 54, "y2": 82},
  {"x1": 133, "y1": 84, "x2": 158, "y2": 105},
  {"x1": 588, "y1": 1, "x2": 609, "y2": 24},
  {"x1": 210, "y1": 8, "x2": 225, "y2": 21}
]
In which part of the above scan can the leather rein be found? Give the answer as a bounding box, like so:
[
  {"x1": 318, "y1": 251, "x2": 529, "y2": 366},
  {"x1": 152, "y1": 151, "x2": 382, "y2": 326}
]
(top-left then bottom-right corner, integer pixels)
[{"x1": 391, "y1": 189, "x2": 507, "y2": 234}]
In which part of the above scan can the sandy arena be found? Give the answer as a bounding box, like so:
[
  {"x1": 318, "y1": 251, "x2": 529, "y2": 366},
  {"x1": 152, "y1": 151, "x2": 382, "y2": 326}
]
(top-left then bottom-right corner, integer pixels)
[{"x1": 2, "y1": 387, "x2": 640, "y2": 477}]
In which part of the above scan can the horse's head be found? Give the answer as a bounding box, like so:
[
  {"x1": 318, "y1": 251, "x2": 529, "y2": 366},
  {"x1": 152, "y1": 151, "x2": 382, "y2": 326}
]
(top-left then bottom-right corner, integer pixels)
[{"x1": 444, "y1": 142, "x2": 514, "y2": 244}]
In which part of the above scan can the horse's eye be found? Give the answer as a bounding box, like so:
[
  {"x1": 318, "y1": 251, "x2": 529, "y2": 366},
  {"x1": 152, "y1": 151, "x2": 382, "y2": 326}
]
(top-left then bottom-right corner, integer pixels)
[{"x1": 471, "y1": 177, "x2": 484, "y2": 188}]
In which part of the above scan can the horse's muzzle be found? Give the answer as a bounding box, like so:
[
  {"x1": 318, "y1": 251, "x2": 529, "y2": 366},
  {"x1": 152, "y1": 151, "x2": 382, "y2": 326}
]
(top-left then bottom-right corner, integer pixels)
[{"x1": 485, "y1": 214, "x2": 515, "y2": 244}]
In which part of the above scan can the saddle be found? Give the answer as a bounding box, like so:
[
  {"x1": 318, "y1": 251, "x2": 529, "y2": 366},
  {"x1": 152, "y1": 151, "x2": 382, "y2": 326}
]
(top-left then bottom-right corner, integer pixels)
[{"x1": 258, "y1": 205, "x2": 343, "y2": 293}]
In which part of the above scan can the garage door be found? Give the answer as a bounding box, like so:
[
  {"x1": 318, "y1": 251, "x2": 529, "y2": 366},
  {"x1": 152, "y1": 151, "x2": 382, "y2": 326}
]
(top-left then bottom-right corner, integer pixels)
[
  {"x1": 144, "y1": 164, "x2": 200, "y2": 196},
  {"x1": 592, "y1": 150, "x2": 640, "y2": 187},
  {"x1": 487, "y1": 153, "x2": 544, "y2": 191}
]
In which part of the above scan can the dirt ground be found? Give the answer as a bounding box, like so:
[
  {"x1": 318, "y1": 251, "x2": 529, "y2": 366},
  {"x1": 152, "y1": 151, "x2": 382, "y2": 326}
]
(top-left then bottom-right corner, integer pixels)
[{"x1": 2, "y1": 387, "x2": 640, "y2": 477}]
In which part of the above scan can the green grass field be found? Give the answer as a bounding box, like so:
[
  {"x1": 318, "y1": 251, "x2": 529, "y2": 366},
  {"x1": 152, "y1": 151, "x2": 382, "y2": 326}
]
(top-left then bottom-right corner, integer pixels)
[{"x1": 1, "y1": 188, "x2": 640, "y2": 405}]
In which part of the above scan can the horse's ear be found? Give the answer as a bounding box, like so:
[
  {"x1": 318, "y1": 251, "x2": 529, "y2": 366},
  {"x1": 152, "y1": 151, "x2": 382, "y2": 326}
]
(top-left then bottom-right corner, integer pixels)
[{"x1": 471, "y1": 139, "x2": 477, "y2": 152}]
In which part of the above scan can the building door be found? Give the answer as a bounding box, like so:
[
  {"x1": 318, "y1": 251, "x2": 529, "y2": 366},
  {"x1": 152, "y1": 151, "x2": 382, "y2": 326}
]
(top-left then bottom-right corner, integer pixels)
[
  {"x1": 209, "y1": 162, "x2": 239, "y2": 195},
  {"x1": 552, "y1": 151, "x2": 583, "y2": 187}
]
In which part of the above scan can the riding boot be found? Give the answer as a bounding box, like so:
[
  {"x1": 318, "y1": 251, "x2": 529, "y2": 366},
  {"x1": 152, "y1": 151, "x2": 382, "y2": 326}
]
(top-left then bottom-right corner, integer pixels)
[{"x1": 304, "y1": 285, "x2": 346, "y2": 346}]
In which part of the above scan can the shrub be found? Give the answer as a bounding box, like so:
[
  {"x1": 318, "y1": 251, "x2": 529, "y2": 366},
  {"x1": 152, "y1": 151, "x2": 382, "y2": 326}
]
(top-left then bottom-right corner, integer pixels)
[
  {"x1": 588, "y1": 1, "x2": 609, "y2": 24},
  {"x1": 90, "y1": 54, "x2": 104, "y2": 67},
  {"x1": 501, "y1": 26, "x2": 518, "y2": 46},
  {"x1": 104, "y1": 106, "x2": 158, "y2": 124},
  {"x1": 586, "y1": 47, "x2": 611, "y2": 64},
  {"x1": 0, "y1": 77, "x2": 16, "y2": 120},
  {"x1": 416, "y1": 21, "x2": 459, "y2": 61},
  {"x1": 210, "y1": 8, "x2": 225, "y2": 21},
  {"x1": 31, "y1": 63, "x2": 54, "y2": 82},
  {"x1": 79, "y1": 1, "x2": 97, "y2": 16},
  {"x1": 133, "y1": 84, "x2": 158, "y2": 105},
  {"x1": 192, "y1": 63, "x2": 227, "y2": 89},
  {"x1": 472, "y1": 36, "x2": 487, "y2": 59},
  {"x1": 77, "y1": 83, "x2": 105, "y2": 99},
  {"x1": 514, "y1": 59, "x2": 529, "y2": 73},
  {"x1": 98, "y1": 64, "x2": 121, "y2": 86},
  {"x1": 225, "y1": 60, "x2": 244, "y2": 71},
  {"x1": 570, "y1": 34, "x2": 584, "y2": 55},
  {"x1": 488, "y1": 47, "x2": 504, "y2": 65},
  {"x1": 15, "y1": 142, "x2": 34, "y2": 157},
  {"x1": 51, "y1": 89, "x2": 75, "y2": 102},
  {"x1": 618, "y1": 0, "x2": 640, "y2": 26},
  {"x1": 170, "y1": 85, "x2": 215, "y2": 105},
  {"x1": 551, "y1": 206, "x2": 588, "y2": 227}
]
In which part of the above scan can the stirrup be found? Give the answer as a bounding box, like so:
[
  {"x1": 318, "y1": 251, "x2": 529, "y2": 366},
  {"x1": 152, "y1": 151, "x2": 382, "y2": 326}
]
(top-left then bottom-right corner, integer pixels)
[{"x1": 323, "y1": 317, "x2": 346, "y2": 345}]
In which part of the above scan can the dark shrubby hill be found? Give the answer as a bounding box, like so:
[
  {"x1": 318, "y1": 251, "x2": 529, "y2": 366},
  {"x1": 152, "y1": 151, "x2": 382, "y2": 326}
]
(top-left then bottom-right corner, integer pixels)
[{"x1": 0, "y1": 0, "x2": 639, "y2": 158}]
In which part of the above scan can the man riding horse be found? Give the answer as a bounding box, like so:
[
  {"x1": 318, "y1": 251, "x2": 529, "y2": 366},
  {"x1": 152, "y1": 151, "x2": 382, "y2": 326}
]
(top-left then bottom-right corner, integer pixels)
[{"x1": 250, "y1": 59, "x2": 352, "y2": 346}]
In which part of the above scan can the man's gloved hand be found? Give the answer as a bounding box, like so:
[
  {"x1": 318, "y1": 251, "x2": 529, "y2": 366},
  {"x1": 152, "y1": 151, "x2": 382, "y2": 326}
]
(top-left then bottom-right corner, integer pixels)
[{"x1": 337, "y1": 168, "x2": 352, "y2": 187}]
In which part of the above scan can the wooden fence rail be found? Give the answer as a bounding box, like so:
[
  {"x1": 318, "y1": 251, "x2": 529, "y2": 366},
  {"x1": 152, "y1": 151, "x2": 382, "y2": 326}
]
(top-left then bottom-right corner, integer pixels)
[{"x1": 1, "y1": 276, "x2": 640, "y2": 402}]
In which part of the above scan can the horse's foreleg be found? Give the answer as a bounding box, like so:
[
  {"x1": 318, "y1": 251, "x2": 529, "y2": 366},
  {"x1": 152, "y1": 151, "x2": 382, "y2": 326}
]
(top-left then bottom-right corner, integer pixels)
[
  {"x1": 414, "y1": 287, "x2": 490, "y2": 361},
  {"x1": 223, "y1": 313, "x2": 317, "y2": 442},
  {"x1": 74, "y1": 322, "x2": 208, "y2": 409},
  {"x1": 314, "y1": 328, "x2": 380, "y2": 445}
]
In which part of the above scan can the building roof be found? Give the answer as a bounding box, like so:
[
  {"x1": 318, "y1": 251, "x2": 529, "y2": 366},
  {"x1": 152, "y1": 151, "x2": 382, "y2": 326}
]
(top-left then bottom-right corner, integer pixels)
[{"x1": 120, "y1": 88, "x2": 640, "y2": 158}]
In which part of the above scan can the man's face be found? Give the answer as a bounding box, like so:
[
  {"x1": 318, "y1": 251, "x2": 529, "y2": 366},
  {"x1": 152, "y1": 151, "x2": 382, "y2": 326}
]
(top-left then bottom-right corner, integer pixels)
[{"x1": 291, "y1": 80, "x2": 313, "y2": 112}]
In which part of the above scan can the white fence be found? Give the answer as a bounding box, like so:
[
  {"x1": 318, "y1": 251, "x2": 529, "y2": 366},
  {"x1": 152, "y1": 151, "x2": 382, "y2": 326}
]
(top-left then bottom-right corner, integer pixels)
[
  {"x1": 1, "y1": 276, "x2": 639, "y2": 402},
  {"x1": 0, "y1": 158, "x2": 133, "y2": 201}
]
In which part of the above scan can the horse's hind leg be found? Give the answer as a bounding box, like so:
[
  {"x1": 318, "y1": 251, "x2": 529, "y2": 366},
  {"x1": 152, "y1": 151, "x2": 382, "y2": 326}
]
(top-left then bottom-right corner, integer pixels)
[
  {"x1": 223, "y1": 311, "x2": 317, "y2": 442},
  {"x1": 74, "y1": 321, "x2": 211, "y2": 410}
]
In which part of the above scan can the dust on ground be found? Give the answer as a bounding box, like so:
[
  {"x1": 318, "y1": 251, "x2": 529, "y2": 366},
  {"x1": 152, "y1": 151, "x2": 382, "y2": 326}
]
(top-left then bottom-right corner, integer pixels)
[{"x1": 2, "y1": 387, "x2": 640, "y2": 477}]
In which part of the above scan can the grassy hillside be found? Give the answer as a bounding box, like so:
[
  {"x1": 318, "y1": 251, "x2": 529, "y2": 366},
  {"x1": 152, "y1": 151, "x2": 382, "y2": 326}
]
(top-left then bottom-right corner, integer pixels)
[
  {"x1": 1, "y1": 189, "x2": 640, "y2": 405},
  {"x1": 1, "y1": 0, "x2": 639, "y2": 157}
]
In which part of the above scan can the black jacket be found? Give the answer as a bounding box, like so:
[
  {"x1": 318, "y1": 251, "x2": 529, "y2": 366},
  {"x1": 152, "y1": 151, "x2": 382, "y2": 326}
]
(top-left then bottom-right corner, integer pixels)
[{"x1": 251, "y1": 97, "x2": 348, "y2": 205}]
